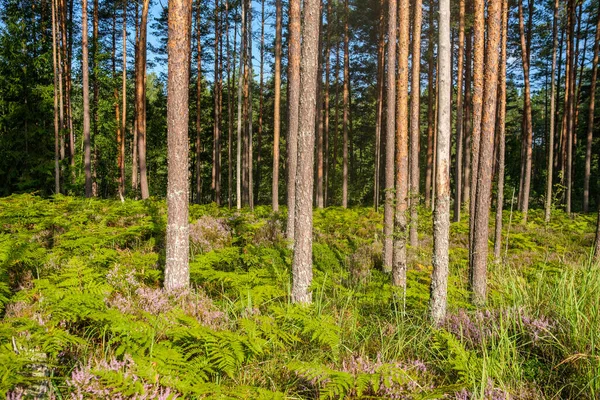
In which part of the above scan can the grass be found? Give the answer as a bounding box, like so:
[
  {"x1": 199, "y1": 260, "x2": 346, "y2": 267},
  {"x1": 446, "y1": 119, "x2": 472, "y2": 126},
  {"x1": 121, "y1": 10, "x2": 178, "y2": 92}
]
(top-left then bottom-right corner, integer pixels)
[{"x1": 0, "y1": 194, "x2": 598, "y2": 399}]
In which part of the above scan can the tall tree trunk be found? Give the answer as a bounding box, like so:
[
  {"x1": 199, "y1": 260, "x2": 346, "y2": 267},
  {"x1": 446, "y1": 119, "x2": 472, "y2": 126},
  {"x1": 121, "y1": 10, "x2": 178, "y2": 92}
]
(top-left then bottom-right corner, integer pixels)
[
  {"x1": 112, "y1": 6, "x2": 122, "y2": 200},
  {"x1": 91, "y1": 0, "x2": 98, "y2": 196},
  {"x1": 52, "y1": 0, "x2": 60, "y2": 194},
  {"x1": 286, "y1": 0, "x2": 301, "y2": 238},
  {"x1": 584, "y1": 5, "x2": 600, "y2": 213},
  {"x1": 120, "y1": 0, "x2": 127, "y2": 198},
  {"x1": 393, "y1": 0, "x2": 410, "y2": 288},
  {"x1": 256, "y1": 0, "x2": 265, "y2": 205},
  {"x1": 470, "y1": 0, "x2": 501, "y2": 306},
  {"x1": 316, "y1": 1, "x2": 325, "y2": 209},
  {"x1": 342, "y1": 0, "x2": 350, "y2": 208},
  {"x1": 383, "y1": 0, "x2": 398, "y2": 271},
  {"x1": 165, "y1": 0, "x2": 192, "y2": 291},
  {"x1": 494, "y1": 0, "x2": 508, "y2": 262},
  {"x1": 196, "y1": 0, "x2": 203, "y2": 203},
  {"x1": 374, "y1": 0, "x2": 385, "y2": 211},
  {"x1": 429, "y1": 0, "x2": 450, "y2": 325},
  {"x1": 291, "y1": 0, "x2": 320, "y2": 304},
  {"x1": 246, "y1": 0, "x2": 254, "y2": 210},
  {"x1": 236, "y1": 0, "x2": 245, "y2": 209},
  {"x1": 324, "y1": 0, "x2": 331, "y2": 207},
  {"x1": 518, "y1": 0, "x2": 533, "y2": 222},
  {"x1": 82, "y1": 0, "x2": 92, "y2": 197},
  {"x1": 57, "y1": 0, "x2": 65, "y2": 162},
  {"x1": 424, "y1": 0, "x2": 435, "y2": 209},
  {"x1": 468, "y1": 0, "x2": 485, "y2": 295},
  {"x1": 566, "y1": 0, "x2": 575, "y2": 215},
  {"x1": 227, "y1": 0, "x2": 233, "y2": 208},
  {"x1": 453, "y1": 0, "x2": 465, "y2": 222},
  {"x1": 545, "y1": 0, "x2": 558, "y2": 222},
  {"x1": 409, "y1": 0, "x2": 422, "y2": 246},
  {"x1": 462, "y1": 23, "x2": 472, "y2": 209},
  {"x1": 132, "y1": 2, "x2": 139, "y2": 192},
  {"x1": 272, "y1": 0, "x2": 282, "y2": 212},
  {"x1": 136, "y1": 0, "x2": 150, "y2": 199},
  {"x1": 213, "y1": 0, "x2": 222, "y2": 206}
]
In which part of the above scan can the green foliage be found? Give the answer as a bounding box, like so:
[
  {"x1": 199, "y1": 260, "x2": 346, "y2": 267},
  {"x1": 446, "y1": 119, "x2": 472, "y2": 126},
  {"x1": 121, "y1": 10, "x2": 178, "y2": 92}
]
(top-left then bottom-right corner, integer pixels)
[{"x1": 0, "y1": 195, "x2": 599, "y2": 398}]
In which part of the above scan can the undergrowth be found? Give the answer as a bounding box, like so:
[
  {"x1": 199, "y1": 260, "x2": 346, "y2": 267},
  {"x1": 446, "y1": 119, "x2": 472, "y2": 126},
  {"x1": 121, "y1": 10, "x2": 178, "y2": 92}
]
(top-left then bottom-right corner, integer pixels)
[{"x1": 0, "y1": 194, "x2": 598, "y2": 399}]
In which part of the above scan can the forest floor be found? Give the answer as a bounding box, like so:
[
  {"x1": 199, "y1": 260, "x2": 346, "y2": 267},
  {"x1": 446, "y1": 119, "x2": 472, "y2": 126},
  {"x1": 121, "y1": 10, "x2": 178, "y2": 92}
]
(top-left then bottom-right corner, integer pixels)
[{"x1": 0, "y1": 194, "x2": 599, "y2": 399}]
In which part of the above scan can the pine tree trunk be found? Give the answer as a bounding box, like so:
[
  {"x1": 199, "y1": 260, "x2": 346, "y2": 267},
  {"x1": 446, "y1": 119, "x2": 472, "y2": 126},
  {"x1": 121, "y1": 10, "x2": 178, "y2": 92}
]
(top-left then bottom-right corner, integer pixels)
[
  {"x1": 462, "y1": 23, "x2": 472, "y2": 209},
  {"x1": 256, "y1": 0, "x2": 265, "y2": 205},
  {"x1": 272, "y1": 0, "x2": 282, "y2": 212},
  {"x1": 584, "y1": 5, "x2": 600, "y2": 213},
  {"x1": 374, "y1": 0, "x2": 385, "y2": 211},
  {"x1": 566, "y1": 0, "x2": 575, "y2": 215},
  {"x1": 393, "y1": 0, "x2": 410, "y2": 288},
  {"x1": 236, "y1": 0, "x2": 245, "y2": 209},
  {"x1": 430, "y1": 0, "x2": 450, "y2": 325},
  {"x1": 471, "y1": 0, "x2": 501, "y2": 306},
  {"x1": 195, "y1": 0, "x2": 203, "y2": 204},
  {"x1": 226, "y1": 0, "x2": 233, "y2": 208},
  {"x1": 246, "y1": 0, "x2": 254, "y2": 210},
  {"x1": 136, "y1": 0, "x2": 150, "y2": 199},
  {"x1": 286, "y1": 0, "x2": 301, "y2": 238},
  {"x1": 409, "y1": 0, "x2": 422, "y2": 247},
  {"x1": 383, "y1": 0, "x2": 398, "y2": 271},
  {"x1": 165, "y1": 0, "x2": 192, "y2": 291},
  {"x1": 291, "y1": 0, "x2": 321, "y2": 304},
  {"x1": 468, "y1": 0, "x2": 484, "y2": 260},
  {"x1": 91, "y1": 0, "x2": 98, "y2": 196},
  {"x1": 82, "y1": 0, "x2": 92, "y2": 198},
  {"x1": 213, "y1": 0, "x2": 222, "y2": 205},
  {"x1": 342, "y1": 0, "x2": 350, "y2": 208},
  {"x1": 316, "y1": 2, "x2": 324, "y2": 209},
  {"x1": 132, "y1": 0, "x2": 139, "y2": 192},
  {"x1": 112, "y1": 7, "x2": 121, "y2": 200},
  {"x1": 120, "y1": 0, "x2": 127, "y2": 198},
  {"x1": 52, "y1": 0, "x2": 60, "y2": 194},
  {"x1": 494, "y1": 0, "x2": 508, "y2": 262},
  {"x1": 518, "y1": 0, "x2": 533, "y2": 222},
  {"x1": 324, "y1": 0, "x2": 331, "y2": 207},
  {"x1": 545, "y1": 0, "x2": 558, "y2": 222},
  {"x1": 424, "y1": 0, "x2": 435, "y2": 209},
  {"x1": 453, "y1": 0, "x2": 465, "y2": 222}
]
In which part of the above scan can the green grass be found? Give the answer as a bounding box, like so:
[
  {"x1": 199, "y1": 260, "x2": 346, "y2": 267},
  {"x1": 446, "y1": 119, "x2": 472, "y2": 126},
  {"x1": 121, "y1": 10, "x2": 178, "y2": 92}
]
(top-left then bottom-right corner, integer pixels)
[{"x1": 0, "y1": 194, "x2": 598, "y2": 398}]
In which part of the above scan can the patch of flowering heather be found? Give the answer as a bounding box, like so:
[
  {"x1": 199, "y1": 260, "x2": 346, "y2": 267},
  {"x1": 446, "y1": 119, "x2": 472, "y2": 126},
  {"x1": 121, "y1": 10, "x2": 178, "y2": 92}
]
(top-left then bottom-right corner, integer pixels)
[
  {"x1": 445, "y1": 308, "x2": 555, "y2": 348},
  {"x1": 106, "y1": 285, "x2": 227, "y2": 328},
  {"x1": 169, "y1": 287, "x2": 228, "y2": 329},
  {"x1": 6, "y1": 387, "x2": 25, "y2": 400},
  {"x1": 519, "y1": 313, "x2": 553, "y2": 343},
  {"x1": 4, "y1": 301, "x2": 33, "y2": 318},
  {"x1": 67, "y1": 355, "x2": 179, "y2": 400},
  {"x1": 136, "y1": 287, "x2": 172, "y2": 315},
  {"x1": 106, "y1": 264, "x2": 141, "y2": 294},
  {"x1": 189, "y1": 216, "x2": 232, "y2": 254},
  {"x1": 333, "y1": 353, "x2": 431, "y2": 399}
]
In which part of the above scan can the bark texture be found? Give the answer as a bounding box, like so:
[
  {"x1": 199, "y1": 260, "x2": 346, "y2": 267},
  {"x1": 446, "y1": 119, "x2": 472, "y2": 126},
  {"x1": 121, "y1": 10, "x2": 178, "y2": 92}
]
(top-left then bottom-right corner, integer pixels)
[
  {"x1": 584, "y1": 6, "x2": 600, "y2": 213},
  {"x1": 470, "y1": 0, "x2": 501, "y2": 306},
  {"x1": 165, "y1": 0, "x2": 192, "y2": 291},
  {"x1": 545, "y1": 0, "x2": 559, "y2": 222},
  {"x1": 286, "y1": 0, "x2": 301, "y2": 240},
  {"x1": 494, "y1": 0, "x2": 508, "y2": 263},
  {"x1": 393, "y1": 0, "x2": 410, "y2": 288},
  {"x1": 409, "y1": 0, "x2": 422, "y2": 246},
  {"x1": 383, "y1": 0, "x2": 397, "y2": 272},
  {"x1": 430, "y1": 0, "x2": 451, "y2": 325},
  {"x1": 272, "y1": 0, "x2": 282, "y2": 212},
  {"x1": 291, "y1": 0, "x2": 321, "y2": 304},
  {"x1": 82, "y1": 0, "x2": 92, "y2": 198}
]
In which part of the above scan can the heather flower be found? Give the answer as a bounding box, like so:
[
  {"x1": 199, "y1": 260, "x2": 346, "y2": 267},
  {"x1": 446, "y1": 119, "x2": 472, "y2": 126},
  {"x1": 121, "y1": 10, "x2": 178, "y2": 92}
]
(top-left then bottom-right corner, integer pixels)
[
  {"x1": 189, "y1": 216, "x2": 232, "y2": 254},
  {"x1": 136, "y1": 287, "x2": 171, "y2": 315},
  {"x1": 67, "y1": 356, "x2": 179, "y2": 399}
]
